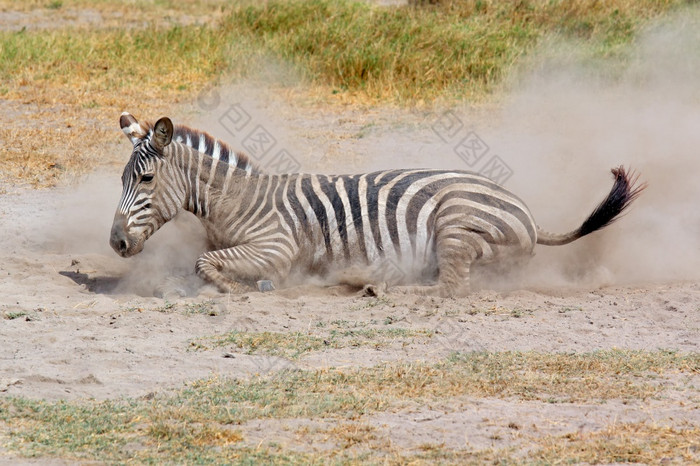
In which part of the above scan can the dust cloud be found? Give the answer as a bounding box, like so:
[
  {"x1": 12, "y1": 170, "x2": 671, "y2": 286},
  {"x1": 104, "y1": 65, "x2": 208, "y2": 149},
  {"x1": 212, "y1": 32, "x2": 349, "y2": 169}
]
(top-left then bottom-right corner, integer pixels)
[
  {"x1": 328, "y1": 6, "x2": 700, "y2": 291},
  {"x1": 297, "y1": 7, "x2": 700, "y2": 291},
  {"x1": 40, "y1": 168, "x2": 208, "y2": 298},
  {"x1": 480, "y1": 9, "x2": 700, "y2": 289},
  {"x1": 34, "y1": 7, "x2": 700, "y2": 296}
]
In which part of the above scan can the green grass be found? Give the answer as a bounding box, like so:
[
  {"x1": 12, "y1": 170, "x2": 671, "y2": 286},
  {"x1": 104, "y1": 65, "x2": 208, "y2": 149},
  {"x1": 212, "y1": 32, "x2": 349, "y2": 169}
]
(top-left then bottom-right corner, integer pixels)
[
  {"x1": 0, "y1": 24, "x2": 228, "y2": 96},
  {"x1": 192, "y1": 326, "x2": 434, "y2": 358},
  {"x1": 226, "y1": 0, "x2": 533, "y2": 101},
  {"x1": 2, "y1": 350, "x2": 697, "y2": 463},
  {"x1": 0, "y1": 0, "x2": 692, "y2": 185},
  {"x1": 221, "y1": 0, "x2": 690, "y2": 101},
  {"x1": 0, "y1": 0, "x2": 690, "y2": 104}
]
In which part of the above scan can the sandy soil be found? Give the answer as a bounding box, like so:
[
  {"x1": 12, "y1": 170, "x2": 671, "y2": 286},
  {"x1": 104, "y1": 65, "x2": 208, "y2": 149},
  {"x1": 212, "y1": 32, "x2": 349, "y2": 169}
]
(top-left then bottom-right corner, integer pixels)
[
  {"x1": 1, "y1": 93, "x2": 699, "y2": 461},
  {"x1": 3, "y1": 36, "x2": 700, "y2": 456},
  {"x1": 0, "y1": 179, "x2": 698, "y2": 457},
  {"x1": 0, "y1": 3, "x2": 698, "y2": 463},
  {"x1": 1, "y1": 194, "x2": 697, "y2": 401}
]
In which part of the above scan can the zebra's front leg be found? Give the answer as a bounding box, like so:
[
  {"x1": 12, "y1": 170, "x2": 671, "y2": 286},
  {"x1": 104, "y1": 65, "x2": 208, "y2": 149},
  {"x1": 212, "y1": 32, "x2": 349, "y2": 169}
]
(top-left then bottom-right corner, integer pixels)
[{"x1": 195, "y1": 245, "x2": 291, "y2": 294}]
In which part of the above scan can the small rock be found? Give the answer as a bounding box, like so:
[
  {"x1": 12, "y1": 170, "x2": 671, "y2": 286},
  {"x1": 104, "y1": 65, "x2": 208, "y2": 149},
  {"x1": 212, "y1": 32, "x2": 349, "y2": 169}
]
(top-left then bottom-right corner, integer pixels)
[
  {"x1": 0, "y1": 378, "x2": 21, "y2": 392},
  {"x1": 257, "y1": 280, "x2": 275, "y2": 292}
]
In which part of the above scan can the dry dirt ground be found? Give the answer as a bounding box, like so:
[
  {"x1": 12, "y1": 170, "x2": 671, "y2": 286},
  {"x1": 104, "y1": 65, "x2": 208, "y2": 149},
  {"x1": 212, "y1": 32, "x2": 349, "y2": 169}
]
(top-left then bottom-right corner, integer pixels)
[{"x1": 1, "y1": 83, "x2": 699, "y2": 461}]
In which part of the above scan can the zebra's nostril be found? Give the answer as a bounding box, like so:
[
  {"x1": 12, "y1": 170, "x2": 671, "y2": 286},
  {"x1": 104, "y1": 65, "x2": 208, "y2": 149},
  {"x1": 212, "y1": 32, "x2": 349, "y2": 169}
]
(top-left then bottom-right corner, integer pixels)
[{"x1": 119, "y1": 240, "x2": 127, "y2": 252}]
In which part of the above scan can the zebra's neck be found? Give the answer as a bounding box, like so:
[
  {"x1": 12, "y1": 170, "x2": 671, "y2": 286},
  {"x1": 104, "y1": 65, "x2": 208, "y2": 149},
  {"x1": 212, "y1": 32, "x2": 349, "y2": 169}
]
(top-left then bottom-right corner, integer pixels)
[
  {"x1": 168, "y1": 141, "x2": 257, "y2": 219},
  {"x1": 171, "y1": 125, "x2": 260, "y2": 175},
  {"x1": 141, "y1": 120, "x2": 260, "y2": 175}
]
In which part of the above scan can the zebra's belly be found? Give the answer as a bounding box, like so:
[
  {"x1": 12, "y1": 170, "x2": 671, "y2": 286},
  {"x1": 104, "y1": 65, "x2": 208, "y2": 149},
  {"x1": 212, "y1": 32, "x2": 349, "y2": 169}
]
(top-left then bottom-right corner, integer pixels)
[
  {"x1": 300, "y1": 205, "x2": 536, "y2": 285},
  {"x1": 294, "y1": 225, "x2": 434, "y2": 285},
  {"x1": 318, "y1": 234, "x2": 534, "y2": 286}
]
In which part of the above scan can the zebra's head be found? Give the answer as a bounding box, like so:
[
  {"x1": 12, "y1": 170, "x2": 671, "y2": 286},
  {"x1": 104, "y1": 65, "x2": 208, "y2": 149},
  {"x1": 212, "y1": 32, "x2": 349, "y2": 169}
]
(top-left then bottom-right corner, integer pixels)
[{"x1": 110, "y1": 112, "x2": 181, "y2": 258}]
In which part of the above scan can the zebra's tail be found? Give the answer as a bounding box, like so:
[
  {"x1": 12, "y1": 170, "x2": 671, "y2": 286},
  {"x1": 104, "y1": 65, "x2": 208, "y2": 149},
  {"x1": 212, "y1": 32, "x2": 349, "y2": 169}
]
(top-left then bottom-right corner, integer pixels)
[{"x1": 536, "y1": 166, "x2": 647, "y2": 246}]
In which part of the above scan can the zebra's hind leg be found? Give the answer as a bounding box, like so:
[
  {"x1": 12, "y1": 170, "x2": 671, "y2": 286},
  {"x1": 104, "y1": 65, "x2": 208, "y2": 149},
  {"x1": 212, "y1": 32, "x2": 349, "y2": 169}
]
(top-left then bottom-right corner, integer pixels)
[
  {"x1": 391, "y1": 228, "x2": 479, "y2": 298},
  {"x1": 195, "y1": 245, "x2": 291, "y2": 294}
]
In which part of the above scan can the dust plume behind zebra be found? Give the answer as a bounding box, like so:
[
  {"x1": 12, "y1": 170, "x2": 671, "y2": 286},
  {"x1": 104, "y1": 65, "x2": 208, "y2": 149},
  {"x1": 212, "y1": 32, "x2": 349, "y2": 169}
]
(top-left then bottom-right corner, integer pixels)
[{"x1": 109, "y1": 113, "x2": 646, "y2": 297}]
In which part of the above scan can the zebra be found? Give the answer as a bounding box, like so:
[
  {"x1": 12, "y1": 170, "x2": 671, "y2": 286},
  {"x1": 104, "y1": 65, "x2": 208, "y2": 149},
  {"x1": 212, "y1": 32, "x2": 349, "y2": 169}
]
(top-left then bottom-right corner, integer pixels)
[{"x1": 110, "y1": 113, "x2": 645, "y2": 297}]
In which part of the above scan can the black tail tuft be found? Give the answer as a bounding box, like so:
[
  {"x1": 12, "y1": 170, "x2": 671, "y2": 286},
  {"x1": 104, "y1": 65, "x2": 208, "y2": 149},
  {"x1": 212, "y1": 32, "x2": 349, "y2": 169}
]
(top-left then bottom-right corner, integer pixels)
[{"x1": 578, "y1": 166, "x2": 647, "y2": 238}]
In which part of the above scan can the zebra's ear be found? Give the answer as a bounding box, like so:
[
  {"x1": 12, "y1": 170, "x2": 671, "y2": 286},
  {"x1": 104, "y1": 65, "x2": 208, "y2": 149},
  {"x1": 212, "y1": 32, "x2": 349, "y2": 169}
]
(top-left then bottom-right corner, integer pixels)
[
  {"x1": 152, "y1": 117, "x2": 173, "y2": 151},
  {"x1": 120, "y1": 112, "x2": 147, "y2": 146}
]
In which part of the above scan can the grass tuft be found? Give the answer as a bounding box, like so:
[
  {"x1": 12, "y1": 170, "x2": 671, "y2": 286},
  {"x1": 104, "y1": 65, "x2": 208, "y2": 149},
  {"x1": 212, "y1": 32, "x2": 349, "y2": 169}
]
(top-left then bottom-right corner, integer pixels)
[
  {"x1": 1, "y1": 350, "x2": 697, "y2": 463},
  {"x1": 533, "y1": 422, "x2": 700, "y2": 464},
  {"x1": 0, "y1": 0, "x2": 691, "y2": 185},
  {"x1": 192, "y1": 326, "x2": 434, "y2": 358},
  {"x1": 222, "y1": 0, "x2": 689, "y2": 102}
]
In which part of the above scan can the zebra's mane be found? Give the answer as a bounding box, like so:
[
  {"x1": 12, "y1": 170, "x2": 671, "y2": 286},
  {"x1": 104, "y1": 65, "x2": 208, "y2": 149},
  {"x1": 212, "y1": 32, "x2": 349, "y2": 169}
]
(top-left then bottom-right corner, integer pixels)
[{"x1": 142, "y1": 120, "x2": 260, "y2": 175}]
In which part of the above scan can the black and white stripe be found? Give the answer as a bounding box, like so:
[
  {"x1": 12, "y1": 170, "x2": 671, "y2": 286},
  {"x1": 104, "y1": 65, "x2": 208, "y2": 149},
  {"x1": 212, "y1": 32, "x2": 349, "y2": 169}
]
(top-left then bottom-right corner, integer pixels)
[{"x1": 110, "y1": 114, "x2": 645, "y2": 297}]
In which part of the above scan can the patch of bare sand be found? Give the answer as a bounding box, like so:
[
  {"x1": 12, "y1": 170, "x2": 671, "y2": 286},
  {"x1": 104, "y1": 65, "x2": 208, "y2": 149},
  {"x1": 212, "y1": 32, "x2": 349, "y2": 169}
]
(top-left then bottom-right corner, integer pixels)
[
  {"x1": 0, "y1": 6, "x2": 221, "y2": 31},
  {"x1": 1, "y1": 137, "x2": 697, "y2": 462},
  {"x1": 0, "y1": 181, "x2": 697, "y2": 402},
  {"x1": 1, "y1": 247, "x2": 698, "y2": 402},
  {"x1": 3, "y1": 15, "x2": 700, "y2": 456},
  {"x1": 234, "y1": 398, "x2": 698, "y2": 455}
]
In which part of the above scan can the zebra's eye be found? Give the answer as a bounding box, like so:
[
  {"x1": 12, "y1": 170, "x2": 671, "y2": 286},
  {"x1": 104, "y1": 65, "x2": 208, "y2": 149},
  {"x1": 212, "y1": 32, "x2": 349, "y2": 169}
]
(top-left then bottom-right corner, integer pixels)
[{"x1": 141, "y1": 174, "x2": 154, "y2": 183}]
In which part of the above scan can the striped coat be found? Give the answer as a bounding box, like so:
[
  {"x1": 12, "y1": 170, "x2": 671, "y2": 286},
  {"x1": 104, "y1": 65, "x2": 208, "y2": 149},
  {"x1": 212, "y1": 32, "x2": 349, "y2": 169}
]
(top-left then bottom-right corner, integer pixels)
[{"x1": 110, "y1": 114, "x2": 645, "y2": 297}]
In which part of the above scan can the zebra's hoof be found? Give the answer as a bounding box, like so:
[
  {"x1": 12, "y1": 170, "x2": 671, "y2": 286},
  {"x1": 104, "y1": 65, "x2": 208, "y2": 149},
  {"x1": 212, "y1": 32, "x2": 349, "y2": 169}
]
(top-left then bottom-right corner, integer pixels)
[
  {"x1": 256, "y1": 280, "x2": 276, "y2": 292},
  {"x1": 361, "y1": 282, "x2": 387, "y2": 298}
]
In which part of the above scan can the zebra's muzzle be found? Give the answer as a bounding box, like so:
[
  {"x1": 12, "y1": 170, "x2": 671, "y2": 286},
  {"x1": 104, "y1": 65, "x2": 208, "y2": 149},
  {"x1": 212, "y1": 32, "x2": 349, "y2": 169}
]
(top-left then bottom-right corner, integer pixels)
[{"x1": 110, "y1": 214, "x2": 144, "y2": 258}]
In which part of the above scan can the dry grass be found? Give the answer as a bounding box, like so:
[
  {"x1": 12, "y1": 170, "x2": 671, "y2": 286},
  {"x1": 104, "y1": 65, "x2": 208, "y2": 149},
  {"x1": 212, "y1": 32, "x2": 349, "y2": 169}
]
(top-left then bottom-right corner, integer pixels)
[
  {"x1": 147, "y1": 420, "x2": 243, "y2": 448},
  {"x1": 191, "y1": 326, "x2": 434, "y2": 358},
  {"x1": 0, "y1": 103, "x2": 115, "y2": 187},
  {"x1": 325, "y1": 422, "x2": 379, "y2": 450},
  {"x1": 2, "y1": 350, "x2": 697, "y2": 463},
  {"x1": 0, "y1": 4, "x2": 229, "y2": 187},
  {"x1": 0, "y1": 0, "x2": 691, "y2": 186},
  {"x1": 532, "y1": 422, "x2": 700, "y2": 464}
]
